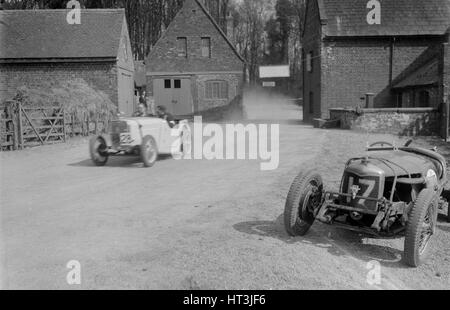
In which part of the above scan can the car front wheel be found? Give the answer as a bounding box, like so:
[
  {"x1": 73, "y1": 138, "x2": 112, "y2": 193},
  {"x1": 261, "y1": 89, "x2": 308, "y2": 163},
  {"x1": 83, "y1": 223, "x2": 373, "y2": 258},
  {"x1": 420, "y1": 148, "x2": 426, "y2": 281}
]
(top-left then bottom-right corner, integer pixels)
[
  {"x1": 404, "y1": 188, "x2": 438, "y2": 267},
  {"x1": 140, "y1": 136, "x2": 158, "y2": 168},
  {"x1": 284, "y1": 170, "x2": 323, "y2": 236},
  {"x1": 89, "y1": 136, "x2": 109, "y2": 166}
]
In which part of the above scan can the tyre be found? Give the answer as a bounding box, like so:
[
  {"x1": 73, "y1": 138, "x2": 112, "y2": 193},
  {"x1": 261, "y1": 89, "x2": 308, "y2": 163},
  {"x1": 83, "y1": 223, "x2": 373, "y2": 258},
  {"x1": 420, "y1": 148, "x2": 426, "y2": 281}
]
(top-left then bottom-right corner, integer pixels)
[
  {"x1": 284, "y1": 170, "x2": 323, "y2": 236},
  {"x1": 404, "y1": 188, "x2": 438, "y2": 267},
  {"x1": 89, "y1": 136, "x2": 108, "y2": 166},
  {"x1": 447, "y1": 202, "x2": 450, "y2": 223},
  {"x1": 441, "y1": 190, "x2": 450, "y2": 223},
  {"x1": 140, "y1": 135, "x2": 158, "y2": 168}
]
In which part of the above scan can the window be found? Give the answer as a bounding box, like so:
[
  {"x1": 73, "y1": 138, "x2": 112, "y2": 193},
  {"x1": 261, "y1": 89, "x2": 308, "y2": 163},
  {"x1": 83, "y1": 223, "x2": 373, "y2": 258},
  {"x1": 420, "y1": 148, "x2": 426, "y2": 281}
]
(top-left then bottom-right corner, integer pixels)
[
  {"x1": 396, "y1": 92, "x2": 403, "y2": 108},
  {"x1": 164, "y1": 79, "x2": 171, "y2": 88},
  {"x1": 306, "y1": 52, "x2": 313, "y2": 73},
  {"x1": 418, "y1": 90, "x2": 430, "y2": 107},
  {"x1": 201, "y1": 37, "x2": 211, "y2": 58},
  {"x1": 174, "y1": 79, "x2": 181, "y2": 89},
  {"x1": 177, "y1": 37, "x2": 187, "y2": 57},
  {"x1": 205, "y1": 81, "x2": 228, "y2": 99},
  {"x1": 309, "y1": 92, "x2": 314, "y2": 114}
]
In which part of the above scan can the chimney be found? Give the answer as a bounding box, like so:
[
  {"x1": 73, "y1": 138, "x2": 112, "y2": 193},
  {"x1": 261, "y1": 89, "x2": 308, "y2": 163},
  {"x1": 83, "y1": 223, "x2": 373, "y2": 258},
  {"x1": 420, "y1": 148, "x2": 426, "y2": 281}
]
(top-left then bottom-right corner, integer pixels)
[{"x1": 226, "y1": 13, "x2": 234, "y2": 45}]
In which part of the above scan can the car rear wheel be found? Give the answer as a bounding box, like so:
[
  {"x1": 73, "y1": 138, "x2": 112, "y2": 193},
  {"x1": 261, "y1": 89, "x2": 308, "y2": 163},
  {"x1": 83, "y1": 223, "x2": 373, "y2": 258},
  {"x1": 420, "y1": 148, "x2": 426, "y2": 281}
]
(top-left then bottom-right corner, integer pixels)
[
  {"x1": 284, "y1": 170, "x2": 323, "y2": 236},
  {"x1": 89, "y1": 136, "x2": 108, "y2": 166},
  {"x1": 140, "y1": 136, "x2": 158, "y2": 168},
  {"x1": 404, "y1": 188, "x2": 438, "y2": 267}
]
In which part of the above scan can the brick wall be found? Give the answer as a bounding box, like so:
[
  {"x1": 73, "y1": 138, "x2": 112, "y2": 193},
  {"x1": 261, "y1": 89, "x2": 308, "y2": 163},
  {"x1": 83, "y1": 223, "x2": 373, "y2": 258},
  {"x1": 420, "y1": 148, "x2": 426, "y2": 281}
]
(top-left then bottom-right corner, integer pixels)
[
  {"x1": 0, "y1": 62, "x2": 118, "y2": 105},
  {"x1": 146, "y1": 0, "x2": 243, "y2": 73},
  {"x1": 444, "y1": 42, "x2": 450, "y2": 103},
  {"x1": 330, "y1": 108, "x2": 440, "y2": 136},
  {"x1": 195, "y1": 73, "x2": 243, "y2": 112},
  {"x1": 320, "y1": 38, "x2": 440, "y2": 120},
  {"x1": 321, "y1": 39, "x2": 391, "y2": 117},
  {"x1": 146, "y1": 72, "x2": 243, "y2": 114},
  {"x1": 302, "y1": 0, "x2": 322, "y2": 122}
]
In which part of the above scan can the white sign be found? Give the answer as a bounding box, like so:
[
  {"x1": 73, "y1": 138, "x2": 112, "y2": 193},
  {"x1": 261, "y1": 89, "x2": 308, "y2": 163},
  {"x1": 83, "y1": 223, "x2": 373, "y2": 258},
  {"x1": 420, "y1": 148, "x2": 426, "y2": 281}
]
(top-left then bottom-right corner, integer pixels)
[
  {"x1": 262, "y1": 81, "x2": 276, "y2": 87},
  {"x1": 259, "y1": 65, "x2": 290, "y2": 78}
]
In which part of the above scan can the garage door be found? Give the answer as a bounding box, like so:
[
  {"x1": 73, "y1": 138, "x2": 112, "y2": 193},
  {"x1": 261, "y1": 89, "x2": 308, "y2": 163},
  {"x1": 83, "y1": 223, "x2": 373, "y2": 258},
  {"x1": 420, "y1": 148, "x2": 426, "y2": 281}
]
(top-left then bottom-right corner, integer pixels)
[
  {"x1": 153, "y1": 78, "x2": 193, "y2": 116},
  {"x1": 118, "y1": 69, "x2": 134, "y2": 116}
]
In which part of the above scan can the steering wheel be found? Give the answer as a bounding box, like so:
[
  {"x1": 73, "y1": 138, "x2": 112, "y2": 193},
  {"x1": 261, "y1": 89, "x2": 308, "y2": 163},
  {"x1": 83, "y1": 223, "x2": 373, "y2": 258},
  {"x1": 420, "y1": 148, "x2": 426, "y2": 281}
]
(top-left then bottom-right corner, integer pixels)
[{"x1": 369, "y1": 141, "x2": 394, "y2": 148}]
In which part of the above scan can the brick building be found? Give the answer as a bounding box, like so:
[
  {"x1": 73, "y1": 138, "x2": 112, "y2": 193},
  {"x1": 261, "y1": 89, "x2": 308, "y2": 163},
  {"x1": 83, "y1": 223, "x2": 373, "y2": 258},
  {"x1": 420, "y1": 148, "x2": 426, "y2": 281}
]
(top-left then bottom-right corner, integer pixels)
[
  {"x1": 302, "y1": 0, "x2": 450, "y2": 122},
  {"x1": 146, "y1": 0, "x2": 245, "y2": 117},
  {"x1": 0, "y1": 9, "x2": 135, "y2": 116}
]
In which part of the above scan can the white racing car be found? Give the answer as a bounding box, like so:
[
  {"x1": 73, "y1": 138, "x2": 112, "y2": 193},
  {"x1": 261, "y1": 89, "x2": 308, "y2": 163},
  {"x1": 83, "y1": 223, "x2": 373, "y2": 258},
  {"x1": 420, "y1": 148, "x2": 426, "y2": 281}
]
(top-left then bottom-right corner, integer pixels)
[{"x1": 89, "y1": 116, "x2": 191, "y2": 167}]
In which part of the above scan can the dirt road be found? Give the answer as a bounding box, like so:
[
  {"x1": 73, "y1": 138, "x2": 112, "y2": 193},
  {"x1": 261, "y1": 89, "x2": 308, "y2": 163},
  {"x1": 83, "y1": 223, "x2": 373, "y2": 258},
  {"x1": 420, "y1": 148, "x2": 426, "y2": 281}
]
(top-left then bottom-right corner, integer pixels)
[{"x1": 1, "y1": 93, "x2": 449, "y2": 290}]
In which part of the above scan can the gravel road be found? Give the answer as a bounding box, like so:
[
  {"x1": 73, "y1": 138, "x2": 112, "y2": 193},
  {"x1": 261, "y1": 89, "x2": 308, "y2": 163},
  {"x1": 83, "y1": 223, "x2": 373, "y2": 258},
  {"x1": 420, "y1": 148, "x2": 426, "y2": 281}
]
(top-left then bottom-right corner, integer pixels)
[{"x1": 1, "y1": 93, "x2": 448, "y2": 290}]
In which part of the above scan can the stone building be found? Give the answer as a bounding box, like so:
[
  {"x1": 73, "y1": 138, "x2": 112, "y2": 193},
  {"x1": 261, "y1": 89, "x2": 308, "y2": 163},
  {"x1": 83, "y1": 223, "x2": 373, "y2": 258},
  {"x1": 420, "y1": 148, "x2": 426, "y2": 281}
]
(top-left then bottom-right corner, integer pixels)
[
  {"x1": 0, "y1": 9, "x2": 135, "y2": 116},
  {"x1": 302, "y1": 0, "x2": 450, "y2": 123},
  {"x1": 146, "y1": 0, "x2": 245, "y2": 117}
]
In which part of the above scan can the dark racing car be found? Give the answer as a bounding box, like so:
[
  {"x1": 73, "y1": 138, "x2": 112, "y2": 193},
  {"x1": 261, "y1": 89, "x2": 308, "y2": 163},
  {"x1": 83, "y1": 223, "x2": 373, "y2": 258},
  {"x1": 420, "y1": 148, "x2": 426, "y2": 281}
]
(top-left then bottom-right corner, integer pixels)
[{"x1": 284, "y1": 140, "x2": 450, "y2": 267}]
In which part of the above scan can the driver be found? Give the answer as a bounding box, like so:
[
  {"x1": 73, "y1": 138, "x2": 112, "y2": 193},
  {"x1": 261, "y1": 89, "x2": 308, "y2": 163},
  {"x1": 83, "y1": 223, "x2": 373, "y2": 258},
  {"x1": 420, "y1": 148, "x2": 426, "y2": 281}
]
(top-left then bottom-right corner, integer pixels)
[
  {"x1": 156, "y1": 105, "x2": 176, "y2": 128},
  {"x1": 133, "y1": 103, "x2": 148, "y2": 117}
]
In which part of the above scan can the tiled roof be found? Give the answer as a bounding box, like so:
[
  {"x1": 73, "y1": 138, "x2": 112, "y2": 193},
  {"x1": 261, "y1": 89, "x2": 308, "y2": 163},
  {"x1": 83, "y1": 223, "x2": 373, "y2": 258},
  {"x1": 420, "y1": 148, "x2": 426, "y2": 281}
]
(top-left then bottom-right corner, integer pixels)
[
  {"x1": 319, "y1": 0, "x2": 450, "y2": 37},
  {"x1": 0, "y1": 9, "x2": 125, "y2": 60}
]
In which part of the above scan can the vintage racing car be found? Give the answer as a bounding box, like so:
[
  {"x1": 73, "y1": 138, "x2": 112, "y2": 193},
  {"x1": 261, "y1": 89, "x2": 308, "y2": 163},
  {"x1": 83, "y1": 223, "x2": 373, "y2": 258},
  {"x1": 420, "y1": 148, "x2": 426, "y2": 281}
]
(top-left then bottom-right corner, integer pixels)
[
  {"x1": 89, "y1": 116, "x2": 191, "y2": 167},
  {"x1": 284, "y1": 140, "x2": 450, "y2": 267}
]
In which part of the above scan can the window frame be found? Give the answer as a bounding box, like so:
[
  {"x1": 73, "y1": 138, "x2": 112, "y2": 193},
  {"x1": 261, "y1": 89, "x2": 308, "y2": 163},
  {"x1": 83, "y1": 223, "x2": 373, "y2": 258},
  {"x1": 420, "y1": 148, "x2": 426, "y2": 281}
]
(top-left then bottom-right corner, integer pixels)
[
  {"x1": 177, "y1": 37, "x2": 188, "y2": 58},
  {"x1": 201, "y1": 37, "x2": 211, "y2": 58},
  {"x1": 306, "y1": 52, "x2": 313, "y2": 73},
  {"x1": 205, "y1": 80, "x2": 228, "y2": 100}
]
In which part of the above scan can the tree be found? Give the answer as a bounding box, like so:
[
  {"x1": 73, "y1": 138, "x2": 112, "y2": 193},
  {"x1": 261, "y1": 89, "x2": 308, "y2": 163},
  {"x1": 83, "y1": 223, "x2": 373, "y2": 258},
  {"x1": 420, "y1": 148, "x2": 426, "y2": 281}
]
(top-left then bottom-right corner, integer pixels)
[{"x1": 234, "y1": 0, "x2": 272, "y2": 83}]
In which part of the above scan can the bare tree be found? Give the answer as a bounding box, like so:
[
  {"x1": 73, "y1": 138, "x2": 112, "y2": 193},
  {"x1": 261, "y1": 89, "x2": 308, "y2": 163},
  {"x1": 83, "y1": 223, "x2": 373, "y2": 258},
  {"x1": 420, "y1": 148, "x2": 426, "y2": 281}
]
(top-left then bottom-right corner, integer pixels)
[{"x1": 234, "y1": 0, "x2": 272, "y2": 83}]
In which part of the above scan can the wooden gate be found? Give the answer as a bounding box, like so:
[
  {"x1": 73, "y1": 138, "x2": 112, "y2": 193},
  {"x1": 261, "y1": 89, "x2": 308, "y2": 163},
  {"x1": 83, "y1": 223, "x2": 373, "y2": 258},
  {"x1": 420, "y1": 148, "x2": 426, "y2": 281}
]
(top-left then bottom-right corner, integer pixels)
[
  {"x1": 18, "y1": 104, "x2": 66, "y2": 147},
  {"x1": 442, "y1": 95, "x2": 450, "y2": 141},
  {"x1": 0, "y1": 104, "x2": 17, "y2": 151}
]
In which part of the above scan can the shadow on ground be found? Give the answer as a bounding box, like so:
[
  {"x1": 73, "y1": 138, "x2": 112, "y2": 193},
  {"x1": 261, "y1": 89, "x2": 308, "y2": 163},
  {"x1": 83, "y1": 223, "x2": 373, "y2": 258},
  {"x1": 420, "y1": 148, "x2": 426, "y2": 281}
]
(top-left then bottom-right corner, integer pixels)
[
  {"x1": 233, "y1": 214, "x2": 412, "y2": 268},
  {"x1": 69, "y1": 154, "x2": 174, "y2": 168}
]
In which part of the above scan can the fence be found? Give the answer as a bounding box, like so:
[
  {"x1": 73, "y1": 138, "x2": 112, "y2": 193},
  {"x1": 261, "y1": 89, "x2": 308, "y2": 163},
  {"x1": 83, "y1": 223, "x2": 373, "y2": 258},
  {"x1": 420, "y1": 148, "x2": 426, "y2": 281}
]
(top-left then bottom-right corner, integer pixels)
[{"x1": 0, "y1": 101, "x2": 112, "y2": 151}]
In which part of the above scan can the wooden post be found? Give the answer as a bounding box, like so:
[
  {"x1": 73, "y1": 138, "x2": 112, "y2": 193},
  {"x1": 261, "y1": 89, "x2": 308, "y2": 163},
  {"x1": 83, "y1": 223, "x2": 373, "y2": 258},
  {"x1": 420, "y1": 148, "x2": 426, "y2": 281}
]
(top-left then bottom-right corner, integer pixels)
[
  {"x1": 81, "y1": 113, "x2": 85, "y2": 136},
  {"x1": 9, "y1": 104, "x2": 17, "y2": 151},
  {"x1": 62, "y1": 107, "x2": 66, "y2": 142},
  {"x1": 18, "y1": 102, "x2": 23, "y2": 149},
  {"x1": 94, "y1": 114, "x2": 98, "y2": 135},
  {"x1": 70, "y1": 114, "x2": 74, "y2": 137},
  {"x1": 86, "y1": 113, "x2": 90, "y2": 136}
]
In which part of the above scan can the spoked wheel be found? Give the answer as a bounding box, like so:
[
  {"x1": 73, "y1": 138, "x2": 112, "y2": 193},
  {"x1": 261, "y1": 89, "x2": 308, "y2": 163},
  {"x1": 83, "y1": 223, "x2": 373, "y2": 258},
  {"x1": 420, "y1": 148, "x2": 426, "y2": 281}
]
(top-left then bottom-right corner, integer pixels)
[
  {"x1": 284, "y1": 170, "x2": 323, "y2": 236},
  {"x1": 404, "y1": 188, "x2": 438, "y2": 267},
  {"x1": 140, "y1": 136, "x2": 158, "y2": 168},
  {"x1": 89, "y1": 136, "x2": 109, "y2": 166}
]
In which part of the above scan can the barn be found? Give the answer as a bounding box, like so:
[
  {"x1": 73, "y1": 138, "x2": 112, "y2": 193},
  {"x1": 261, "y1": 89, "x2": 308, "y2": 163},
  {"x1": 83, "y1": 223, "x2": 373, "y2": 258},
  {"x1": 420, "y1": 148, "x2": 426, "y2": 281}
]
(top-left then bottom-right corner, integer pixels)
[
  {"x1": 302, "y1": 0, "x2": 450, "y2": 124},
  {"x1": 146, "y1": 0, "x2": 245, "y2": 118},
  {"x1": 0, "y1": 9, "x2": 135, "y2": 116}
]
